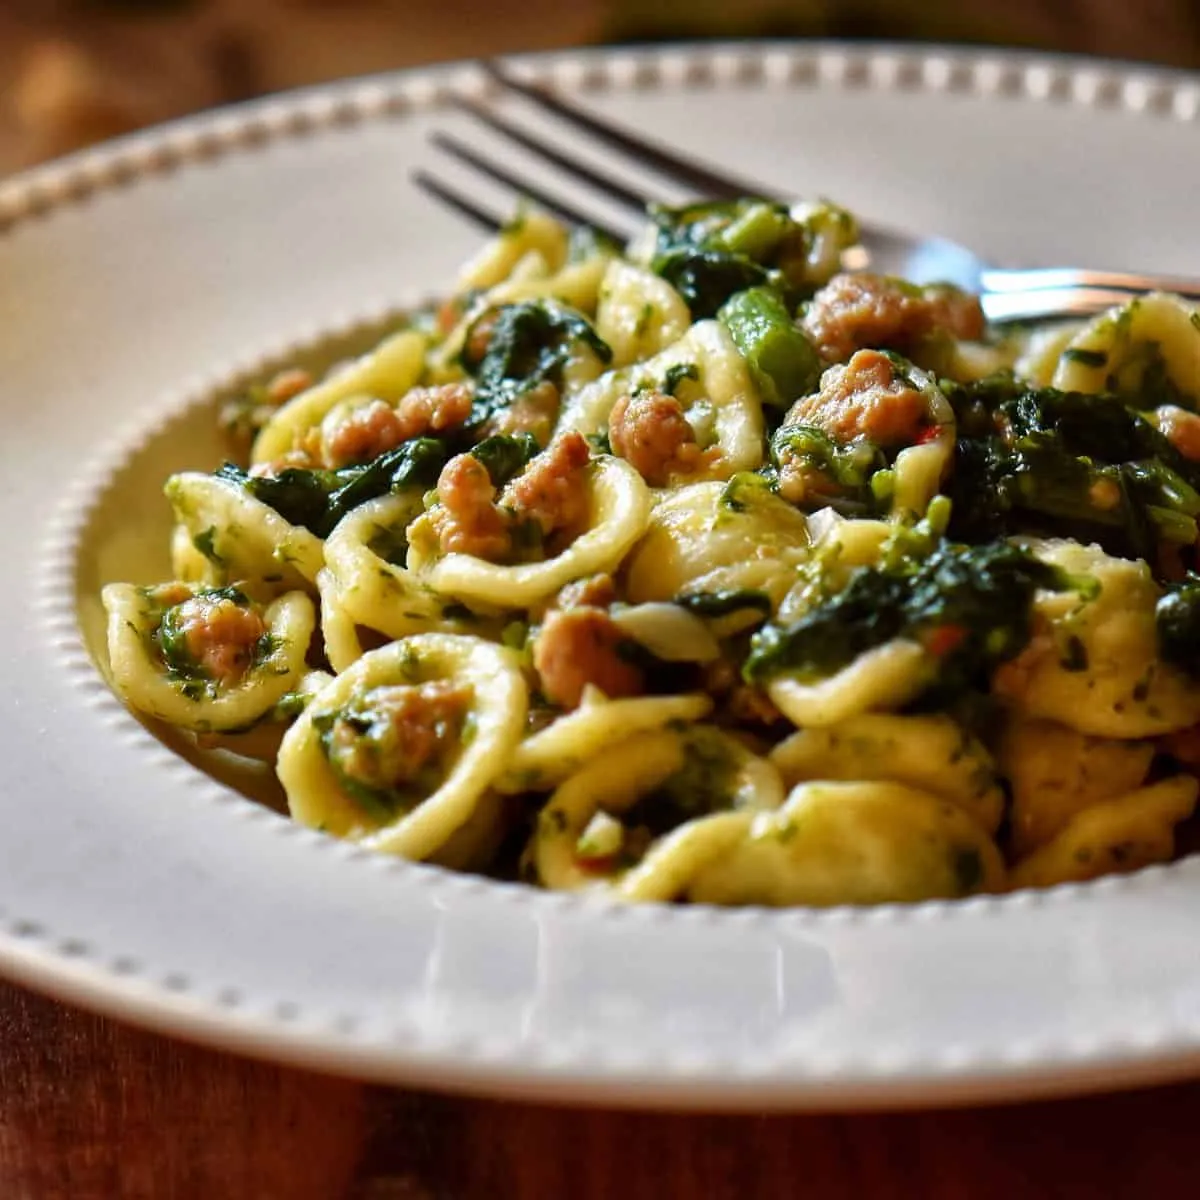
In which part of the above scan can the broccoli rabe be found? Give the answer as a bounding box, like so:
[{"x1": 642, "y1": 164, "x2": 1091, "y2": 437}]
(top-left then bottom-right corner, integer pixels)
[
  {"x1": 1156, "y1": 574, "x2": 1200, "y2": 679},
  {"x1": 468, "y1": 433, "x2": 541, "y2": 487},
  {"x1": 215, "y1": 437, "x2": 448, "y2": 538},
  {"x1": 743, "y1": 538, "x2": 1075, "y2": 704},
  {"x1": 770, "y1": 424, "x2": 886, "y2": 516},
  {"x1": 645, "y1": 198, "x2": 857, "y2": 318},
  {"x1": 942, "y1": 377, "x2": 1200, "y2": 566},
  {"x1": 462, "y1": 300, "x2": 611, "y2": 433}
]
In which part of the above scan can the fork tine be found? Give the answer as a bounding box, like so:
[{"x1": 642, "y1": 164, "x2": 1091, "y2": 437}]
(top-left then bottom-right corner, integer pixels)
[
  {"x1": 480, "y1": 59, "x2": 776, "y2": 202},
  {"x1": 428, "y1": 130, "x2": 631, "y2": 244},
  {"x1": 411, "y1": 169, "x2": 503, "y2": 233},
  {"x1": 450, "y1": 93, "x2": 651, "y2": 215}
]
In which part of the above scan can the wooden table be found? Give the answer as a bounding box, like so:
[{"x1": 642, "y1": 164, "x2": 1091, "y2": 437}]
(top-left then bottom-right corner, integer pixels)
[{"x1": 2, "y1": 979, "x2": 1197, "y2": 1199}]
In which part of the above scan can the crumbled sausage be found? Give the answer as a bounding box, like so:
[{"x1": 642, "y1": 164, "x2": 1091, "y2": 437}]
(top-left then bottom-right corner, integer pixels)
[
  {"x1": 608, "y1": 390, "x2": 717, "y2": 486},
  {"x1": 429, "y1": 431, "x2": 593, "y2": 561},
  {"x1": 1161, "y1": 723, "x2": 1200, "y2": 770},
  {"x1": 554, "y1": 573, "x2": 618, "y2": 610},
  {"x1": 991, "y1": 632, "x2": 1056, "y2": 705},
  {"x1": 500, "y1": 430, "x2": 593, "y2": 538},
  {"x1": 464, "y1": 310, "x2": 501, "y2": 365},
  {"x1": 171, "y1": 593, "x2": 267, "y2": 684},
  {"x1": 533, "y1": 607, "x2": 644, "y2": 709},
  {"x1": 265, "y1": 368, "x2": 314, "y2": 407},
  {"x1": 429, "y1": 453, "x2": 514, "y2": 560},
  {"x1": 784, "y1": 349, "x2": 929, "y2": 447},
  {"x1": 703, "y1": 659, "x2": 781, "y2": 727},
  {"x1": 481, "y1": 382, "x2": 560, "y2": 446},
  {"x1": 218, "y1": 367, "x2": 315, "y2": 460},
  {"x1": 1150, "y1": 405, "x2": 1200, "y2": 462},
  {"x1": 322, "y1": 383, "x2": 473, "y2": 468},
  {"x1": 322, "y1": 399, "x2": 406, "y2": 468},
  {"x1": 325, "y1": 681, "x2": 472, "y2": 792},
  {"x1": 802, "y1": 272, "x2": 985, "y2": 364}
]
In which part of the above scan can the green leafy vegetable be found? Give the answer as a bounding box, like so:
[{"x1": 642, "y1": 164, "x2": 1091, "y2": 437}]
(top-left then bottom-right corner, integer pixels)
[
  {"x1": 1156, "y1": 574, "x2": 1200, "y2": 679},
  {"x1": 191, "y1": 527, "x2": 223, "y2": 566},
  {"x1": 942, "y1": 378, "x2": 1200, "y2": 565},
  {"x1": 675, "y1": 589, "x2": 773, "y2": 619},
  {"x1": 468, "y1": 433, "x2": 541, "y2": 488},
  {"x1": 651, "y1": 247, "x2": 770, "y2": 320},
  {"x1": 743, "y1": 539, "x2": 1075, "y2": 703},
  {"x1": 463, "y1": 300, "x2": 612, "y2": 433},
  {"x1": 718, "y1": 286, "x2": 821, "y2": 409},
  {"x1": 215, "y1": 437, "x2": 447, "y2": 539},
  {"x1": 771, "y1": 424, "x2": 885, "y2": 515},
  {"x1": 719, "y1": 471, "x2": 778, "y2": 513},
  {"x1": 662, "y1": 362, "x2": 700, "y2": 397},
  {"x1": 645, "y1": 198, "x2": 857, "y2": 318}
]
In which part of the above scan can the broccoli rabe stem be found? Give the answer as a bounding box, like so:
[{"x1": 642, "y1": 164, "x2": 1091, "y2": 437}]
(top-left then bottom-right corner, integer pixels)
[{"x1": 719, "y1": 287, "x2": 821, "y2": 410}]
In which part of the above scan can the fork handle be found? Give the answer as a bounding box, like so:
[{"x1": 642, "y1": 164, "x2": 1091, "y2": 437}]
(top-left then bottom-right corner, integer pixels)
[
  {"x1": 978, "y1": 286, "x2": 1184, "y2": 323},
  {"x1": 981, "y1": 266, "x2": 1200, "y2": 303}
]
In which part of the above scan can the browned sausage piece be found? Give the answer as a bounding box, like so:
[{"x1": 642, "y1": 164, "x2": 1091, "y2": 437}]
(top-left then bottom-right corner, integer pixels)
[
  {"x1": 802, "y1": 272, "x2": 984, "y2": 364},
  {"x1": 532, "y1": 607, "x2": 645, "y2": 709}
]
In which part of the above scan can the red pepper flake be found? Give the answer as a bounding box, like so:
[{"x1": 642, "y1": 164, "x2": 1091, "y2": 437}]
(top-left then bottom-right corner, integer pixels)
[
  {"x1": 436, "y1": 296, "x2": 464, "y2": 336},
  {"x1": 576, "y1": 853, "x2": 618, "y2": 875},
  {"x1": 922, "y1": 623, "x2": 968, "y2": 658},
  {"x1": 915, "y1": 424, "x2": 943, "y2": 445}
]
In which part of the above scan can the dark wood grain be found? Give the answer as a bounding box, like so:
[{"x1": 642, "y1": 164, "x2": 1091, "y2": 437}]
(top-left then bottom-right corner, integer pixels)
[{"x1": 2, "y1": 982, "x2": 1200, "y2": 1200}]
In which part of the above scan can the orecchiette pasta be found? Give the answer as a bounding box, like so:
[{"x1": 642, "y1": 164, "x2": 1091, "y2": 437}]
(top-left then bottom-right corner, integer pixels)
[
  {"x1": 771, "y1": 713, "x2": 1004, "y2": 833},
  {"x1": 165, "y1": 472, "x2": 325, "y2": 590},
  {"x1": 497, "y1": 689, "x2": 713, "y2": 794},
  {"x1": 527, "y1": 725, "x2": 785, "y2": 901},
  {"x1": 594, "y1": 259, "x2": 692, "y2": 367},
  {"x1": 1051, "y1": 293, "x2": 1200, "y2": 399},
  {"x1": 997, "y1": 718, "x2": 1156, "y2": 854},
  {"x1": 765, "y1": 640, "x2": 932, "y2": 729},
  {"x1": 278, "y1": 634, "x2": 526, "y2": 860},
  {"x1": 252, "y1": 329, "x2": 428, "y2": 466},
  {"x1": 322, "y1": 492, "x2": 447, "y2": 638},
  {"x1": 97, "y1": 195, "x2": 1200, "y2": 906},
  {"x1": 623, "y1": 479, "x2": 810, "y2": 607},
  {"x1": 103, "y1": 582, "x2": 315, "y2": 733},
  {"x1": 994, "y1": 540, "x2": 1200, "y2": 738},
  {"x1": 1009, "y1": 777, "x2": 1198, "y2": 890},
  {"x1": 688, "y1": 780, "x2": 1005, "y2": 907},
  {"x1": 407, "y1": 455, "x2": 652, "y2": 610}
]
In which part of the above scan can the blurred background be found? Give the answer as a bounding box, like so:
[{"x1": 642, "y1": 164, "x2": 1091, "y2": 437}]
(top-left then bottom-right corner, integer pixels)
[{"x1": 3, "y1": 0, "x2": 1199, "y2": 172}]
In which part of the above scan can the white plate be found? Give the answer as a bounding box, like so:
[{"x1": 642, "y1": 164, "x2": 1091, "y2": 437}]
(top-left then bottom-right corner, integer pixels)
[{"x1": 3, "y1": 42, "x2": 1200, "y2": 1111}]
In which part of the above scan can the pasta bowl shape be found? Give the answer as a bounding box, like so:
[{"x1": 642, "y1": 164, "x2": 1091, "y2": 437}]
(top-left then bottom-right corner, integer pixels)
[{"x1": 10, "y1": 43, "x2": 1200, "y2": 1110}]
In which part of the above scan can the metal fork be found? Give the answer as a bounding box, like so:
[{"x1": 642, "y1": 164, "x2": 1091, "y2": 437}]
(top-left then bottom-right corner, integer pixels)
[{"x1": 413, "y1": 59, "x2": 1200, "y2": 324}]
